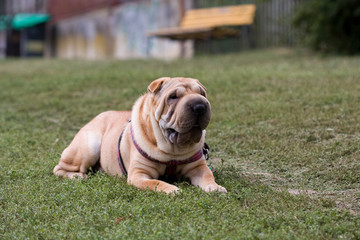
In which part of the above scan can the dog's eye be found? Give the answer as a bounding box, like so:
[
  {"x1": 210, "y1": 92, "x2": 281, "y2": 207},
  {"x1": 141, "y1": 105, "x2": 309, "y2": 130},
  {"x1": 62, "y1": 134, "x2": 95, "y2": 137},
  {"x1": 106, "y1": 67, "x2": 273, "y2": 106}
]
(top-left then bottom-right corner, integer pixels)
[
  {"x1": 199, "y1": 89, "x2": 206, "y2": 97},
  {"x1": 169, "y1": 94, "x2": 178, "y2": 100}
]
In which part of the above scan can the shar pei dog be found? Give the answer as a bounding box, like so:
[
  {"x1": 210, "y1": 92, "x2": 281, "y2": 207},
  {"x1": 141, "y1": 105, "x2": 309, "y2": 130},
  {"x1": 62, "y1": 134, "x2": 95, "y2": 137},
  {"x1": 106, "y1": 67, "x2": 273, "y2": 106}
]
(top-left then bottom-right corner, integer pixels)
[{"x1": 53, "y1": 77, "x2": 227, "y2": 194}]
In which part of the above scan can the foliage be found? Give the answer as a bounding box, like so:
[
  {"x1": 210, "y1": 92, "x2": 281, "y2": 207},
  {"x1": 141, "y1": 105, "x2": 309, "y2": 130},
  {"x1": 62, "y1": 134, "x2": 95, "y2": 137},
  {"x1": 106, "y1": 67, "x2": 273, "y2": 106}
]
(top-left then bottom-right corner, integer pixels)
[{"x1": 293, "y1": 0, "x2": 360, "y2": 54}]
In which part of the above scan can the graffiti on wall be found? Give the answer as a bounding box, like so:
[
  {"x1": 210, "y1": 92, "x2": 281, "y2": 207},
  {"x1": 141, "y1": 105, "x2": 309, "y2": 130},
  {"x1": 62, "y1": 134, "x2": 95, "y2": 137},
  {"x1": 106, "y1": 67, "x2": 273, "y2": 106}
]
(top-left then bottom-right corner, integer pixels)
[
  {"x1": 57, "y1": 10, "x2": 110, "y2": 59},
  {"x1": 113, "y1": 0, "x2": 180, "y2": 59},
  {"x1": 56, "y1": 0, "x2": 186, "y2": 60}
]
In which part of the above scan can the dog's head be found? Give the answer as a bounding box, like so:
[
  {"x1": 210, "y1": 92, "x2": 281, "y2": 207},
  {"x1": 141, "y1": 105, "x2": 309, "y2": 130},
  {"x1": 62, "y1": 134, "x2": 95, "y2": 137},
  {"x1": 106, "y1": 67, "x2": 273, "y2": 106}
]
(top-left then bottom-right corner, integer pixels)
[{"x1": 148, "y1": 77, "x2": 211, "y2": 146}]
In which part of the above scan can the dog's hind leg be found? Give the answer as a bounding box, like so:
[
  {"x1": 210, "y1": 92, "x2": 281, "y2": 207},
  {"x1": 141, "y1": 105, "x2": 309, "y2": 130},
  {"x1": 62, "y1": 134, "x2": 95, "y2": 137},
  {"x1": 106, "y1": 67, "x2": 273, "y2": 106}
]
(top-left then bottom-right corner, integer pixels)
[{"x1": 53, "y1": 130, "x2": 102, "y2": 179}]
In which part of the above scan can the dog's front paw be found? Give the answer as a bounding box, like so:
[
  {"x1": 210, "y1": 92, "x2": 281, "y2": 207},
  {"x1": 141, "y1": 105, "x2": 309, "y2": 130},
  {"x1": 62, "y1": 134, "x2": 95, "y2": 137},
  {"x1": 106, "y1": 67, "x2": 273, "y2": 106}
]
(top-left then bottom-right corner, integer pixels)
[
  {"x1": 153, "y1": 183, "x2": 181, "y2": 195},
  {"x1": 162, "y1": 186, "x2": 181, "y2": 195},
  {"x1": 204, "y1": 184, "x2": 227, "y2": 193}
]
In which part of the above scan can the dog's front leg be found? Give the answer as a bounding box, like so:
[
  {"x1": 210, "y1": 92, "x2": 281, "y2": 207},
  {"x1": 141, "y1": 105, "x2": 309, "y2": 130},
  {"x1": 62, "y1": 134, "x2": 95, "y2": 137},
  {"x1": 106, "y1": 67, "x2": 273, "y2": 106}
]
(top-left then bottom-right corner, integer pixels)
[
  {"x1": 128, "y1": 172, "x2": 180, "y2": 194},
  {"x1": 185, "y1": 161, "x2": 227, "y2": 193}
]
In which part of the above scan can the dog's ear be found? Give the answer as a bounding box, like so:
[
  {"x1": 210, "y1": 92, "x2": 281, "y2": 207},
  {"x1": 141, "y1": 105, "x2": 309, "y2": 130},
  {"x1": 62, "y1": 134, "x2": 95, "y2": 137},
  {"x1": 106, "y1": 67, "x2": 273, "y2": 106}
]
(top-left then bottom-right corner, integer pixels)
[{"x1": 148, "y1": 77, "x2": 170, "y2": 93}]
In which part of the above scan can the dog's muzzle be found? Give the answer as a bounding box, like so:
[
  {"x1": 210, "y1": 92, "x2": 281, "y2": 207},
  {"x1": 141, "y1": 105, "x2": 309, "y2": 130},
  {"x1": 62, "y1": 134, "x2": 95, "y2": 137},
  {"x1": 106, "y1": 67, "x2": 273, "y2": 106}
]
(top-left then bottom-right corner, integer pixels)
[{"x1": 161, "y1": 96, "x2": 211, "y2": 145}]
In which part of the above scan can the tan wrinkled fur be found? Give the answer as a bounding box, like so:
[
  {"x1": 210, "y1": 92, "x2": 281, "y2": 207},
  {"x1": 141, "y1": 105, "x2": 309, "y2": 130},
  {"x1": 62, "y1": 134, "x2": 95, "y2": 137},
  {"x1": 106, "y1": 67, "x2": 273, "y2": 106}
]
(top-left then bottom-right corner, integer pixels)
[{"x1": 53, "y1": 77, "x2": 226, "y2": 194}]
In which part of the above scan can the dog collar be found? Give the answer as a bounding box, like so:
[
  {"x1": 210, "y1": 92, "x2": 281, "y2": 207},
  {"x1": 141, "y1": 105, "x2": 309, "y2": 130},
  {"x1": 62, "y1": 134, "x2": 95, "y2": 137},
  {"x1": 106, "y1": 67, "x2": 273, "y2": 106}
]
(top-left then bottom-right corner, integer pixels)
[{"x1": 127, "y1": 123, "x2": 204, "y2": 176}]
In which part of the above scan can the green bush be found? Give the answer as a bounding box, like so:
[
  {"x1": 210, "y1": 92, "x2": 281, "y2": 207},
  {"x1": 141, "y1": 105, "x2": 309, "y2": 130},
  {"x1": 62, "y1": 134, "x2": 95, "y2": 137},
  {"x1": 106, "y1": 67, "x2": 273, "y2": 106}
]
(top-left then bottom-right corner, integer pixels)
[{"x1": 293, "y1": 0, "x2": 360, "y2": 54}]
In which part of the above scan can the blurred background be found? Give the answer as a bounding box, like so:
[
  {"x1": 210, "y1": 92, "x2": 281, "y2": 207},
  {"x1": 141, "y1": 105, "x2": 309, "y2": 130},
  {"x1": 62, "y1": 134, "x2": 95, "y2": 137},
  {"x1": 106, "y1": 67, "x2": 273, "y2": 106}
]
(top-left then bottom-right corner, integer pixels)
[{"x1": 0, "y1": 0, "x2": 358, "y2": 60}]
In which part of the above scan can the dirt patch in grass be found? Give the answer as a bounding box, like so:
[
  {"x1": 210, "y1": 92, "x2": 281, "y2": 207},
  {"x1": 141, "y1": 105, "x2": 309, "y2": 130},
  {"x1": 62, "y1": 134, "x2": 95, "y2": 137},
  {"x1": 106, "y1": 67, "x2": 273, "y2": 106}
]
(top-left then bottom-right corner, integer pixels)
[
  {"x1": 289, "y1": 189, "x2": 360, "y2": 215},
  {"x1": 242, "y1": 166, "x2": 360, "y2": 215}
]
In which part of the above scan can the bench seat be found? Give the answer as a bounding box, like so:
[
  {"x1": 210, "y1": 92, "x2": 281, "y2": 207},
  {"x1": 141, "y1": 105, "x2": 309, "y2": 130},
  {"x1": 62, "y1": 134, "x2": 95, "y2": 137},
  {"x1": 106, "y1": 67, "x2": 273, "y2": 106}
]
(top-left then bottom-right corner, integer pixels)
[{"x1": 148, "y1": 4, "x2": 256, "y2": 40}]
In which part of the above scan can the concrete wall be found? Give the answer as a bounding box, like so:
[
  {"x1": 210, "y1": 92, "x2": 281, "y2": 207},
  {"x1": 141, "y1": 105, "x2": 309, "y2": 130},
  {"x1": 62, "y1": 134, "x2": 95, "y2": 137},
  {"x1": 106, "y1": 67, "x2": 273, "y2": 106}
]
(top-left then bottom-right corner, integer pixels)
[
  {"x1": 55, "y1": 0, "x2": 193, "y2": 60},
  {"x1": 5, "y1": 0, "x2": 47, "y2": 14},
  {"x1": 0, "y1": 31, "x2": 5, "y2": 58}
]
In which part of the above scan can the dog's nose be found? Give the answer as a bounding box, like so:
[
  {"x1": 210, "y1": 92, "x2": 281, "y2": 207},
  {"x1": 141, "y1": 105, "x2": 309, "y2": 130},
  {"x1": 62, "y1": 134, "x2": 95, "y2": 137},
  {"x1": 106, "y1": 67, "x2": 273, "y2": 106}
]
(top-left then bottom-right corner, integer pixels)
[{"x1": 191, "y1": 103, "x2": 207, "y2": 115}]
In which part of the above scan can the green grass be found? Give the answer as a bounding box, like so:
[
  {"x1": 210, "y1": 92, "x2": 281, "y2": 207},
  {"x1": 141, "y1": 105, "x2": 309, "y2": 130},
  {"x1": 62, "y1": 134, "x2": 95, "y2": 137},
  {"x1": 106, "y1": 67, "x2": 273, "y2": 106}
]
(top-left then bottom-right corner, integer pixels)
[{"x1": 1, "y1": 48, "x2": 359, "y2": 239}]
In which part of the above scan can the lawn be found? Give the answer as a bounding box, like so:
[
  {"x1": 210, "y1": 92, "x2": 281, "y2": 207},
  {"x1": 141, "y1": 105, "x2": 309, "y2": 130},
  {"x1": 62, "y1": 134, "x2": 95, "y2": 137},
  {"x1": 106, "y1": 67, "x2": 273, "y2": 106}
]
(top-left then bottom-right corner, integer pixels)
[{"x1": 0, "y1": 49, "x2": 359, "y2": 239}]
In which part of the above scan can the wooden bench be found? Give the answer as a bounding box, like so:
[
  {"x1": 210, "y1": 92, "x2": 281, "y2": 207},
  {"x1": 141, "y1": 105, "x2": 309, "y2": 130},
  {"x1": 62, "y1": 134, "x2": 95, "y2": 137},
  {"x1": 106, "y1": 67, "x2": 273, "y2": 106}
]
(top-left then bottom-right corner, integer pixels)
[{"x1": 148, "y1": 4, "x2": 256, "y2": 40}]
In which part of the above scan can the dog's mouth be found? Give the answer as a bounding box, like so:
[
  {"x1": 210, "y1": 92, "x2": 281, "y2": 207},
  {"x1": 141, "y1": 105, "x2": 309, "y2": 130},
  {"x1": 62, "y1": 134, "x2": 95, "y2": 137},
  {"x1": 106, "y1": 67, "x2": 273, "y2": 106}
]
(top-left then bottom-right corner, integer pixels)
[{"x1": 166, "y1": 126, "x2": 202, "y2": 144}]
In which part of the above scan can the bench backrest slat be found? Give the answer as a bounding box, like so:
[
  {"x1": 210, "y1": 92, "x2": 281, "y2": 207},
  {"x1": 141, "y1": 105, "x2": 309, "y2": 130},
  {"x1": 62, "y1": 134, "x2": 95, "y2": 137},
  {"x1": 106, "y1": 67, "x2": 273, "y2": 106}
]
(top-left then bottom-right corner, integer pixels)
[{"x1": 180, "y1": 4, "x2": 256, "y2": 29}]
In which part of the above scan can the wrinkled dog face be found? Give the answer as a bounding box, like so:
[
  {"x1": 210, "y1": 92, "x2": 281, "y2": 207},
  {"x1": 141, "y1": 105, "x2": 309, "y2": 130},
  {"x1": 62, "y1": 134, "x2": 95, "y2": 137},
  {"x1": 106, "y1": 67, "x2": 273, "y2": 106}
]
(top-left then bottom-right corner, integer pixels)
[{"x1": 149, "y1": 77, "x2": 211, "y2": 145}]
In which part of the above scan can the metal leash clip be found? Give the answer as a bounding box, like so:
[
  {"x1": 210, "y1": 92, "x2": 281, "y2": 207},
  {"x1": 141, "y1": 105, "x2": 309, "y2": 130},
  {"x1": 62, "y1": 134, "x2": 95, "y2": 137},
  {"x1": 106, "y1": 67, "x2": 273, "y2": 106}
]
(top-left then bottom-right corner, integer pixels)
[{"x1": 203, "y1": 142, "x2": 210, "y2": 160}]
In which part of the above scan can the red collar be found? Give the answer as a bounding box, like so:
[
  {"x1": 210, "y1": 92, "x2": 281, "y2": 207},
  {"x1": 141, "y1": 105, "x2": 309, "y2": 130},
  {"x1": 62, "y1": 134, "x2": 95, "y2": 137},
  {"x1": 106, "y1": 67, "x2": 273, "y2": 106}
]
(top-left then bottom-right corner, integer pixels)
[{"x1": 129, "y1": 123, "x2": 204, "y2": 176}]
